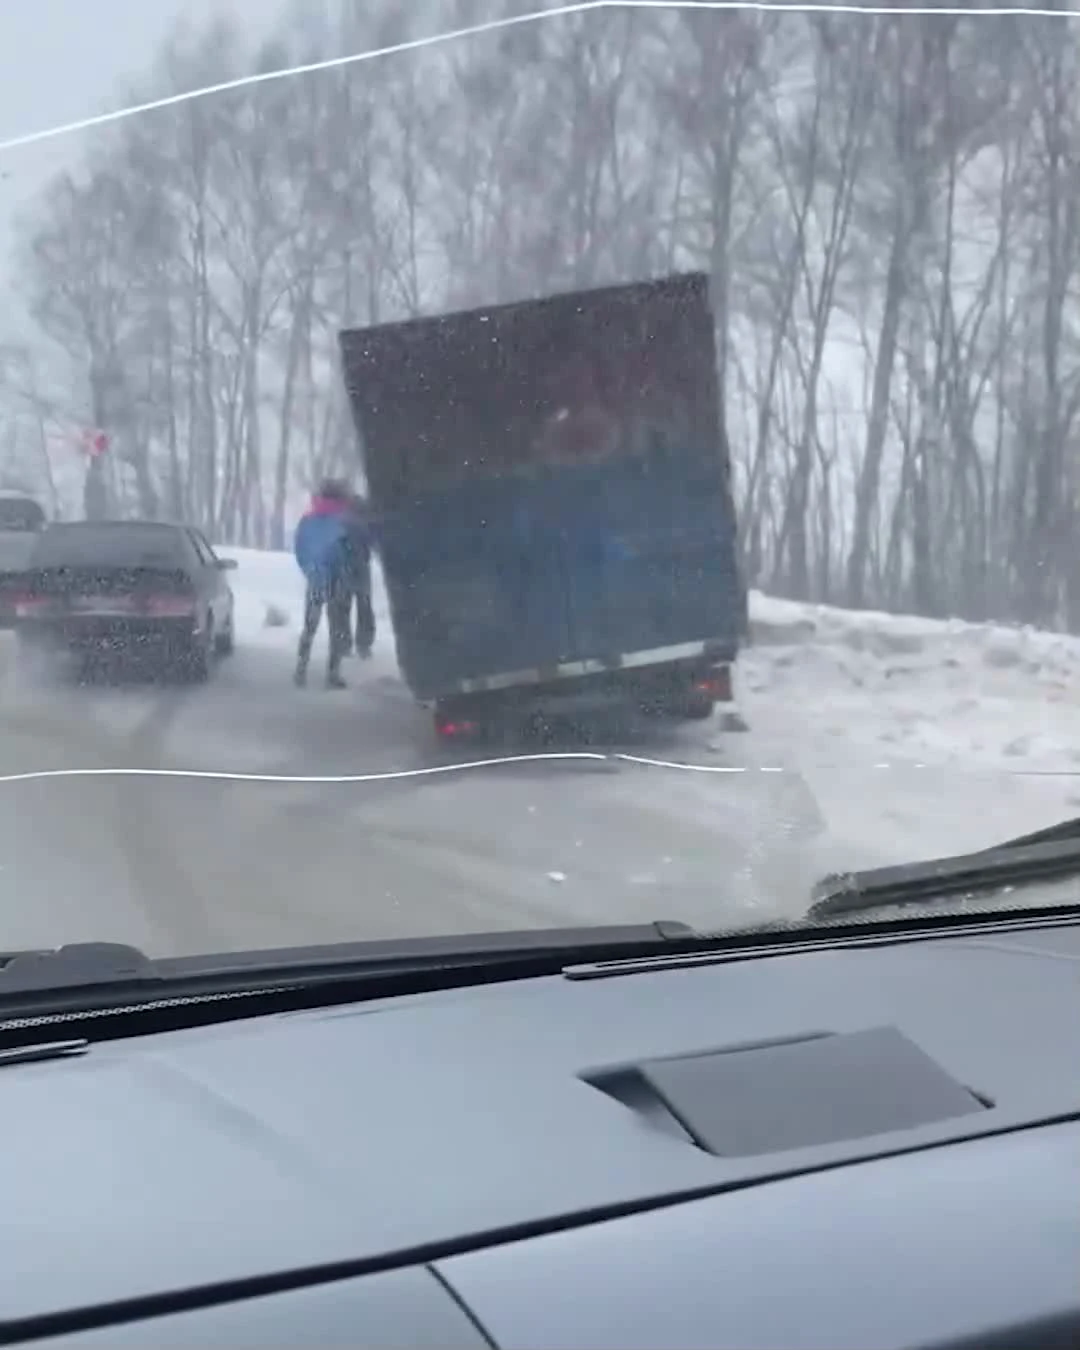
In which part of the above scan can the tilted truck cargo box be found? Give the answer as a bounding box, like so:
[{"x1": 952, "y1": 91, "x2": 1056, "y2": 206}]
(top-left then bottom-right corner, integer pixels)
[{"x1": 339, "y1": 272, "x2": 745, "y2": 720}]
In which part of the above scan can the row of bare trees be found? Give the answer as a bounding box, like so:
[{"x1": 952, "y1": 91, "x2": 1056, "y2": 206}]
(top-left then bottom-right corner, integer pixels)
[{"x1": 3, "y1": 0, "x2": 1080, "y2": 627}]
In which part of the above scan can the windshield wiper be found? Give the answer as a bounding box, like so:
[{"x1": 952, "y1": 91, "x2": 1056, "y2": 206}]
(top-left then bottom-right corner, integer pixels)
[
  {"x1": 0, "y1": 921, "x2": 704, "y2": 1015},
  {"x1": 810, "y1": 827, "x2": 1080, "y2": 920},
  {"x1": 986, "y1": 814, "x2": 1080, "y2": 851},
  {"x1": 0, "y1": 943, "x2": 158, "y2": 992}
]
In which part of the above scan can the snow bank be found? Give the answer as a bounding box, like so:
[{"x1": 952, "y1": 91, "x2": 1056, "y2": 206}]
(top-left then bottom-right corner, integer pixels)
[
  {"x1": 750, "y1": 588, "x2": 1076, "y2": 666},
  {"x1": 743, "y1": 589, "x2": 1080, "y2": 774}
]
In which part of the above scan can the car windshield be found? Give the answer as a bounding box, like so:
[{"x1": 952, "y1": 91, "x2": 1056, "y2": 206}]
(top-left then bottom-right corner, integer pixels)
[{"x1": 1, "y1": 1, "x2": 1079, "y2": 966}]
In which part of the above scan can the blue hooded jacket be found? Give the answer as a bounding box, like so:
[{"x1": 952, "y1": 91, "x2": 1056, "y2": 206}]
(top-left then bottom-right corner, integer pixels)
[{"x1": 294, "y1": 495, "x2": 351, "y2": 593}]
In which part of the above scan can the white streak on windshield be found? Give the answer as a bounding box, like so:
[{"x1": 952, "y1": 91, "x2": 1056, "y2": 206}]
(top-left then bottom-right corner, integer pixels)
[{"x1": 0, "y1": 2, "x2": 1062, "y2": 156}]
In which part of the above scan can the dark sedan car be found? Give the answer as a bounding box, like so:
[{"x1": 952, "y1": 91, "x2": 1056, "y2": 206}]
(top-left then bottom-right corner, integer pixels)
[{"x1": 14, "y1": 519, "x2": 236, "y2": 680}]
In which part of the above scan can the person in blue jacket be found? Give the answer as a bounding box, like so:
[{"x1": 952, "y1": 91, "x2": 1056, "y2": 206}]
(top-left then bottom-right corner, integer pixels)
[{"x1": 293, "y1": 478, "x2": 354, "y2": 689}]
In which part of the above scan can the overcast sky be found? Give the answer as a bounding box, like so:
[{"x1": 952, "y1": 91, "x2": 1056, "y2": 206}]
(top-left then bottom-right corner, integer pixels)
[{"x1": 0, "y1": 0, "x2": 278, "y2": 274}]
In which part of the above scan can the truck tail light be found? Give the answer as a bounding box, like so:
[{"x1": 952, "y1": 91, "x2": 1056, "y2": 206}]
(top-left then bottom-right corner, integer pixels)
[
  {"x1": 436, "y1": 715, "x2": 480, "y2": 740},
  {"x1": 694, "y1": 665, "x2": 733, "y2": 702}
]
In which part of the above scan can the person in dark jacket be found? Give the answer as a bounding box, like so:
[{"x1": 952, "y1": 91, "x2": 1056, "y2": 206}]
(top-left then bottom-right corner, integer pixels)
[
  {"x1": 293, "y1": 479, "x2": 354, "y2": 689},
  {"x1": 343, "y1": 493, "x2": 376, "y2": 659}
]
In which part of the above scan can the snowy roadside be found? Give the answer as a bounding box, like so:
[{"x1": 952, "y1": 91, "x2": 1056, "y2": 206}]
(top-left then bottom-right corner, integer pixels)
[
  {"x1": 732, "y1": 590, "x2": 1080, "y2": 873},
  {"x1": 220, "y1": 548, "x2": 1080, "y2": 854},
  {"x1": 743, "y1": 589, "x2": 1080, "y2": 776},
  {"x1": 225, "y1": 546, "x2": 1080, "y2": 778}
]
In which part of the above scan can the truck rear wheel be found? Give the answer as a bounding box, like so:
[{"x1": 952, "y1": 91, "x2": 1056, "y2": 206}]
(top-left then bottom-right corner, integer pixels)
[{"x1": 677, "y1": 692, "x2": 715, "y2": 721}]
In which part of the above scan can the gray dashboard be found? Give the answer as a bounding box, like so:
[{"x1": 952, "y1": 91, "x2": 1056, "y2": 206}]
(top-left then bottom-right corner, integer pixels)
[{"x1": 7, "y1": 918, "x2": 1080, "y2": 1348}]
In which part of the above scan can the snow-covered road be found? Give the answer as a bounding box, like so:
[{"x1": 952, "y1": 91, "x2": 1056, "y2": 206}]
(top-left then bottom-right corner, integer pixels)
[{"x1": 0, "y1": 547, "x2": 1077, "y2": 958}]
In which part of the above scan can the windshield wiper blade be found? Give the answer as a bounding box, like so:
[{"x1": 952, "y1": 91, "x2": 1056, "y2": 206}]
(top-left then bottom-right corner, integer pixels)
[
  {"x1": 0, "y1": 922, "x2": 701, "y2": 1005},
  {"x1": 810, "y1": 835, "x2": 1080, "y2": 919},
  {"x1": 0, "y1": 943, "x2": 158, "y2": 993},
  {"x1": 169, "y1": 920, "x2": 702, "y2": 981},
  {"x1": 985, "y1": 814, "x2": 1080, "y2": 852}
]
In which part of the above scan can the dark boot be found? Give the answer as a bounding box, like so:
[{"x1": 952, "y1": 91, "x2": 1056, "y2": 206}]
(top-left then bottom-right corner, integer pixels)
[
  {"x1": 325, "y1": 668, "x2": 347, "y2": 690},
  {"x1": 295, "y1": 629, "x2": 314, "y2": 688}
]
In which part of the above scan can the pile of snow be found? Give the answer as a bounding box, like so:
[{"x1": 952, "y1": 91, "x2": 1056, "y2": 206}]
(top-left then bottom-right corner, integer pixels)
[{"x1": 742, "y1": 589, "x2": 1080, "y2": 774}]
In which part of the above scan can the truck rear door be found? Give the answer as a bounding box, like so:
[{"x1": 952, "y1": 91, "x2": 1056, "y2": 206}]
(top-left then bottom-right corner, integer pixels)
[
  {"x1": 374, "y1": 474, "x2": 575, "y2": 696},
  {"x1": 551, "y1": 451, "x2": 740, "y2": 667}
]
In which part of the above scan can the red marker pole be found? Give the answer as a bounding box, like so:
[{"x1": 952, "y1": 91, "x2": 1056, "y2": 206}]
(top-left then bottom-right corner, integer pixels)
[{"x1": 81, "y1": 428, "x2": 110, "y2": 519}]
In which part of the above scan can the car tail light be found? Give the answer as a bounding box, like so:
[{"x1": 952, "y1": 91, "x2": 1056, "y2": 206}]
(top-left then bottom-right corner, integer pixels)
[
  {"x1": 142, "y1": 595, "x2": 196, "y2": 617},
  {"x1": 694, "y1": 665, "x2": 733, "y2": 702},
  {"x1": 14, "y1": 594, "x2": 54, "y2": 618}
]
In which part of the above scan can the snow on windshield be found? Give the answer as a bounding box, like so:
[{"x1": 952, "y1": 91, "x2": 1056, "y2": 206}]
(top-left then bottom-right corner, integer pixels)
[{"x1": 0, "y1": 3, "x2": 1077, "y2": 959}]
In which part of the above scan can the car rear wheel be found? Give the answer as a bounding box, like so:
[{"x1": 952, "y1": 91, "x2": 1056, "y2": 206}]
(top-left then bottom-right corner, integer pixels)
[
  {"x1": 13, "y1": 634, "x2": 51, "y2": 684},
  {"x1": 182, "y1": 623, "x2": 213, "y2": 683},
  {"x1": 214, "y1": 615, "x2": 234, "y2": 657}
]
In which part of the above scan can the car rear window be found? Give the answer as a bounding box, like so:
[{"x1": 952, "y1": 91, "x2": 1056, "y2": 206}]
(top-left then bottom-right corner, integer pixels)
[
  {"x1": 30, "y1": 524, "x2": 187, "y2": 568},
  {"x1": 0, "y1": 531, "x2": 40, "y2": 571}
]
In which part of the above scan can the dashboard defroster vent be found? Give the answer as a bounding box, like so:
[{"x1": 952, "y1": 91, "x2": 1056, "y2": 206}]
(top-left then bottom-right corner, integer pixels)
[{"x1": 584, "y1": 1026, "x2": 988, "y2": 1156}]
